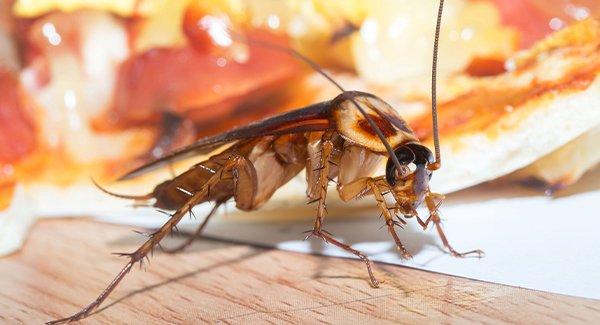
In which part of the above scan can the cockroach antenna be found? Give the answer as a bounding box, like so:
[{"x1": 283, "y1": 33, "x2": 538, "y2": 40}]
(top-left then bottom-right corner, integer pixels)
[
  {"x1": 429, "y1": 0, "x2": 444, "y2": 171},
  {"x1": 225, "y1": 28, "x2": 406, "y2": 175}
]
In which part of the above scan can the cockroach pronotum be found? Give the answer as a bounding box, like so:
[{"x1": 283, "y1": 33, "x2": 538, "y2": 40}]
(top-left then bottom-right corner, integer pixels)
[{"x1": 49, "y1": 1, "x2": 482, "y2": 323}]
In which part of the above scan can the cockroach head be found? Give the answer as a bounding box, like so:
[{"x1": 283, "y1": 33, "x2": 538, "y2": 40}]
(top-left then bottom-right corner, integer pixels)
[{"x1": 385, "y1": 143, "x2": 434, "y2": 187}]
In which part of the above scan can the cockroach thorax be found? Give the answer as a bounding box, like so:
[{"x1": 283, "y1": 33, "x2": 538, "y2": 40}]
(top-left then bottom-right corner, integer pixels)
[{"x1": 331, "y1": 91, "x2": 418, "y2": 153}]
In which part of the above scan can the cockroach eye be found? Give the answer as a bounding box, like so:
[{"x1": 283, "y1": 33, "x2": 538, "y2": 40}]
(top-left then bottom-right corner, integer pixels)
[
  {"x1": 385, "y1": 145, "x2": 415, "y2": 186},
  {"x1": 407, "y1": 162, "x2": 417, "y2": 173}
]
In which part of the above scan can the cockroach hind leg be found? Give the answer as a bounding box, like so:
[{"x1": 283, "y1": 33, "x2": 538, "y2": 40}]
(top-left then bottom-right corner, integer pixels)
[
  {"x1": 162, "y1": 203, "x2": 220, "y2": 254},
  {"x1": 47, "y1": 159, "x2": 232, "y2": 324},
  {"x1": 309, "y1": 229, "x2": 381, "y2": 288}
]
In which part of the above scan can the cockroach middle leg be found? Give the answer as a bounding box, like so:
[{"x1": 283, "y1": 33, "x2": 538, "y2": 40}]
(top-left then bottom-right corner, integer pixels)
[
  {"x1": 423, "y1": 192, "x2": 485, "y2": 258},
  {"x1": 162, "y1": 202, "x2": 221, "y2": 254},
  {"x1": 369, "y1": 180, "x2": 412, "y2": 259},
  {"x1": 308, "y1": 131, "x2": 335, "y2": 235},
  {"x1": 305, "y1": 132, "x2": 380, "y2": 287},
  {"x1": 47, "y1": 158, "x2": 242, "y2": 325},
  {"x1": 315, "y1": 230, "x2": 380, "y2": 288}
]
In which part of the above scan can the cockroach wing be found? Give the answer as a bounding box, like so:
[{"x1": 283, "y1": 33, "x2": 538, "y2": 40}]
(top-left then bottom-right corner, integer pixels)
[
  {"x1": 118, "y1": 101, "x2": 332, "y2": 181},
  {"x1": 331, "y1": 91, "x2": 418, "y2": 153}
]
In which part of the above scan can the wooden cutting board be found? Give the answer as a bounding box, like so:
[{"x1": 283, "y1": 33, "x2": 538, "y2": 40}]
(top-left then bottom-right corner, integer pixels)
[{"x1": 1, "y1": 218, "x2": 599, "y2": 324}]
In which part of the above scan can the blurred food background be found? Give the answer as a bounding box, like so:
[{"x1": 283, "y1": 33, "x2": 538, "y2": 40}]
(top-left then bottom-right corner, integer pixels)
[{"x1": 0, "y1": 0, "x2": 599, "y2": 254}]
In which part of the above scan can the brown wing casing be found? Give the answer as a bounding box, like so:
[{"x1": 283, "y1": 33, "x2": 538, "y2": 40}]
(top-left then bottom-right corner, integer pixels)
[{"x1": 118, "y1": 101, "x2": 333, "y2": 180}]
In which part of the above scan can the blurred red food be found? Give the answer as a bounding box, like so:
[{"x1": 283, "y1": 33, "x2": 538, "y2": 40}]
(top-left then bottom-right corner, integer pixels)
[
  {"x1": 494, "y1": 0, "x2": 600, "y2": 48},
  {"x1": 107, "y1": 29, "x2": 303, "y2": 128},
  {"x1": 182, "y1": 1, "x2": 217, "y2": 54},
  {"x1": 0, "y1": 69, "x2": 36, "y2": 164}
]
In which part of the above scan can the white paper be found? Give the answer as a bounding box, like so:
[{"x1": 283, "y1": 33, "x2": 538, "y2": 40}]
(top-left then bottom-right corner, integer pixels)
[{"x1": 90, "y1": 169, "x2": 600, "y2": 300}]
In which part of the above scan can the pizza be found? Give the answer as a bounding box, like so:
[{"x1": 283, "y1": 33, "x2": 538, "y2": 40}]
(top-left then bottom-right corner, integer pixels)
[{"x1": 0, "y1": 0, "x2": 598, "y2": 255}]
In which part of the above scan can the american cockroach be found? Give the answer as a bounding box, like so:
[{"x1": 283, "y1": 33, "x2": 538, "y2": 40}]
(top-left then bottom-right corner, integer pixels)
[{"x1": 49, "y1": 1, "x2": 482, "y2": 323}]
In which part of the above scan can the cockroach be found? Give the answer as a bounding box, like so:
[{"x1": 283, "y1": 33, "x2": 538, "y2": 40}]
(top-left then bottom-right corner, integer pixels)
[{"x1": 49, "y1": 1, "x2": 482, "y2": 323}]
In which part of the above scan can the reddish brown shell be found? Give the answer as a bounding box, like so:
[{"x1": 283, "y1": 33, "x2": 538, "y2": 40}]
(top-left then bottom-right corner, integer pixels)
[{"x1": 331, "y1": 91, "x2": 418, "y2": 152}]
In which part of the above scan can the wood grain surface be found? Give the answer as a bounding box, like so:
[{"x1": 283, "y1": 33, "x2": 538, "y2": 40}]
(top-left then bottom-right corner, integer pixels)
[{"x1": 1, "y1": 218, "x2": 599, "y2": 324}]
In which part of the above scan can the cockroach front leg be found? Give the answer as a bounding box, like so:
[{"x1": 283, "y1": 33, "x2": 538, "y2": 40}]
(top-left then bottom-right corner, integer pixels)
[
  {"x1": 422, "y1": 192, "x2": 485, "y2": 258},
  {"x1": 305, "y1": 133, "x2": 380, "y2": 287},
  {"x1": 369, "y1": 179, "x2": 413, "y2": 259},
  {"x1": 47, "y1": 157, "x2": 244, "y2": 324}
]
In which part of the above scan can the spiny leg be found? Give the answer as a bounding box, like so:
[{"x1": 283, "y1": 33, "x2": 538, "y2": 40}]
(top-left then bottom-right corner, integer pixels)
[
  {"x1": 47, "y1": 193, "x2": 207, "y2": 324},
  {"x1": 162, "y1": 202, "x2": 221, "y2": 254},
  {"x1": 414, "y1": 192, "x2": 443, "y2": 230},
  {"x1": 47, "y1": 157, "x2": 243, "y2": 325},
  {"x1": 423, "y1": 192, "x2": 484, "y2": 258},
  {"x1": 369, "y1": 179, "x2": 412, "y2": 259},
  {"x1": 308, "y1": 131, "x2": 335, "y2": 235},
  {"x1": 305, "y1": 132, "x2": 380, "y2": 287},
  {"x1": 304, "y1": 131, "x2": 334, "y2": 239},
  {"x1": 315, "y1": 230, "x2": 380, "y2": 288}
]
